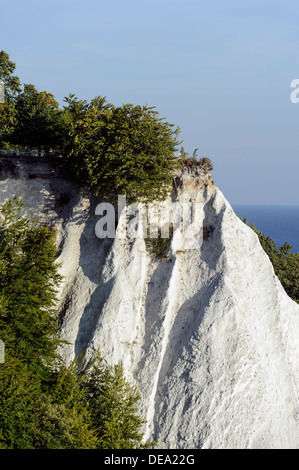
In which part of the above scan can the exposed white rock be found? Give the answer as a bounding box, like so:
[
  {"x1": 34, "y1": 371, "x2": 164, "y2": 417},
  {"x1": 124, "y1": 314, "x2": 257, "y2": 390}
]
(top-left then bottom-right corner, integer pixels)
[{"x1": 1, "y1": 157, "x2": 299, "y2": 449}]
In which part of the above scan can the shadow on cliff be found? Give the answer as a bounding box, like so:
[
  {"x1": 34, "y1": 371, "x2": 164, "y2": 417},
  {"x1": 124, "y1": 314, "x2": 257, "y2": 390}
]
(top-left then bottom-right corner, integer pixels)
[{"x1": 137, "y1": 257, "x2": 177, "y2": 376}]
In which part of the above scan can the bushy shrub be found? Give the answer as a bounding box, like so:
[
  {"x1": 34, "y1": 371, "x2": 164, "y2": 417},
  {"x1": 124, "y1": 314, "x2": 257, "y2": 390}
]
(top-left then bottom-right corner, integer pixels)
[
  {"x1": 179, "y1": 147, "x2": 213, "y2": 172},
  {"x1": 145, "y1": 224, "x2": 174, "y2": 260},
  {"x1": 0, "y1": 198, "x2": 150, "y2": 449}
]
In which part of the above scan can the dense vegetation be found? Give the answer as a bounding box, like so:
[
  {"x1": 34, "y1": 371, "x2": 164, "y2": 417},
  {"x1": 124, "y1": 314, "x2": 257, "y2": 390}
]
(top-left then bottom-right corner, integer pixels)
[
  {"x1": 1, "y1": 50, "x2": 299, "y2": 448},
  {"x1": 0, "y1": 198, "x2": 150, "y2": 449},
  {"x1": 62, "y1": 96, "x2": 182, "y2": 202},
  {"x1": 179, "y1": 147, "x2": 213, "y2": 172},
  {"x1": 0, "y1": 51, "x2": 184, "y2": 203},
  {"x1": 145, "y1": 225, "x2": 174, "y2": 260},
  {"x1": 0, "y1": 50, "x2": 205, "y2": 450},
  {"x1": 242, "y1": 218, "x2": 299, "y2": 304}
]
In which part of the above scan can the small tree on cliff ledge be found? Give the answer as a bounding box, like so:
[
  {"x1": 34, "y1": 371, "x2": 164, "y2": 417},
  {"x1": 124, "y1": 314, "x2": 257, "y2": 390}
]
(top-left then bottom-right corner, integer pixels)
[{"x1": 62, "y1": 95, "x2": 181, "y2": 202}]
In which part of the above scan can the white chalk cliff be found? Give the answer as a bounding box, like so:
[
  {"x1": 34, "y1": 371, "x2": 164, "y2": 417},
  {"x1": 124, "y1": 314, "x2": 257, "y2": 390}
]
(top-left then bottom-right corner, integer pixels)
[{"x1": 1, "y1": 156, "x2": 299, "y2": 449}]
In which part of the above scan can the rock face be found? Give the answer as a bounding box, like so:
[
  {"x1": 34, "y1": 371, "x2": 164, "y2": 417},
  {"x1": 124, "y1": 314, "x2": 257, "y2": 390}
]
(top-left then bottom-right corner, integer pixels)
[{"x1": 1, "y1": 156, "x2": 299, "y2": 449}]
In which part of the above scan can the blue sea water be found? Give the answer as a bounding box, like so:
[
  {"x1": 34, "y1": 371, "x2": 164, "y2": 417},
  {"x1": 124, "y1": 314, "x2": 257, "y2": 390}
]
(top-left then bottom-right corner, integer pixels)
[{"x1": 232, "y1": 205, "x2": 299, "y2": 254}]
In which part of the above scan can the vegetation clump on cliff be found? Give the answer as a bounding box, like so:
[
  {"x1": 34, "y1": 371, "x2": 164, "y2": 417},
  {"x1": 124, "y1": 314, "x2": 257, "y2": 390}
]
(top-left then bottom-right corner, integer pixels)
[
  {"x1": 242, "y1": 218, "x2": 299, "y2": 304},
  {"x1": 1, "y1": 50, "x2": 298, "y2": 449}
]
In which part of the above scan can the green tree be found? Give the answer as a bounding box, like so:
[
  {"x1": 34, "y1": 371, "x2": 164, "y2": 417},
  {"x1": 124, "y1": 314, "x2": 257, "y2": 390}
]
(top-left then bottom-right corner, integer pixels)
[
  {"x1": 242, "y1": 218, "x2": 299, "y2": 303},
  {"x1": 0, "y1": 354, "x2": 98, "y2": 449},
  {"x1": 0, "y1": 197, "x2": 62, "y2": 372},
  {"x1": 0, "y1": 198, "x2": 150, "y2": 449},
  {"x1": 13, "y1": 84, "x2": 63, "y2": 150},
  {"x1": 82, "y1": 352, "x2": 151, "y2": 449},
  {"x1": 0, "y1": 51, "x2": 21, "y2": 147},
  {"x1": 0, "y1": 198, "x2": 98, "y2": 448},
  {"x1": 63, "y1": 93, "x2": 91, "y2": 121},
  {"x1": 62, "y1": 96, "x2": 181, "y2": 202},
  {"x1": 0, "y1": 101, "x2": 17, "y2": 148}
]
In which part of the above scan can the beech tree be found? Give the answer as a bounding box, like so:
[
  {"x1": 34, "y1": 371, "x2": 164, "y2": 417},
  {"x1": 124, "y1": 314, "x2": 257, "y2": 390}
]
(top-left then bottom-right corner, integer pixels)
[
  {"x1": 13, "y1": 84, "x2": 63, "y2": 150},
  {"x1": 0, "y1": 198, "x2": 150, "y2": 449},
  {"x1": 0, "y1": 52, "x2": 21, "y2": 146},
  {"x1": 0, "y1": 51, "x2": 21, "y2": 103},
  {"x1": 242, "y1": 218, "x2": 299, "y2": 303},
  {"x1": 0, "y1": 102, "x2": 17, "y2": 148}
]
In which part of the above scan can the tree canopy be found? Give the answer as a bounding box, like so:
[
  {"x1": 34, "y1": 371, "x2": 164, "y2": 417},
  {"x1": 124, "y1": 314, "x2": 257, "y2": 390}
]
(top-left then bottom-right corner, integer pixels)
[{"x1": 61, "y1": 95, "x2": 181, "y2": 202}]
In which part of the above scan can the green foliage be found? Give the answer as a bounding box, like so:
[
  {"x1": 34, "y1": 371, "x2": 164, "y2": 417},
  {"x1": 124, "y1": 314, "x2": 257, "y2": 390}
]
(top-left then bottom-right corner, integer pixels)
[
  {"x1": 13, "y1": 84, "x2": 64, "y2": 150},
  {"x1": 0, "y1": 197, "x2": 62, "y2": 371},
  {"x1": 0, "y1": 50, "x2": 20, "y2": 147},
  {"x1": 179, "y1": 146, "x2": 213, "y2": 172},
  {"x1": 82, "y1": 352, "x2": 151, "y2": 449},
  {"x1": 145, "y1": 224, "x2": 173, "y2": 260},
  {"x1": 0, "y1": 102, "x2": 17, "y2": 147},
  {"x1": 0, "y1": 198, "x2": 150, "y2": 449},
  {"x1": 0, "y1": 51, "x2": 21, "y2": 103},
  {"x1": 62, "y1": 95, "x2": 181, "y2": 202},
  {"x1": 0, "y1": 354, "x2": 98, "y2": 449},
  {"x1": 198, "y1": 157, "x2": 213, "y2": 171},
  {"x1": 242, "y1": 218, "x2": 299, "y2": 303},
  {"x1": 0, "y1": 51, "x2": 184, "y2": 204}
]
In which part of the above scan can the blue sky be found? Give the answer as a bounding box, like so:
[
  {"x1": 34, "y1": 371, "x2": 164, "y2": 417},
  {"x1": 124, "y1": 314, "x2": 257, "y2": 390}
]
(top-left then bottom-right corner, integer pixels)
[{"x1": 2, "y1": 0, "x2": 299, "y2": 204}]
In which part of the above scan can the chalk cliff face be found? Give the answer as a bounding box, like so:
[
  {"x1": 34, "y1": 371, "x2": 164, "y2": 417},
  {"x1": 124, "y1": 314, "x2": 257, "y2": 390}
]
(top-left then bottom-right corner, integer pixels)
[{"x1": 1, "y1": 157, "x2": 299, "y2": 449}]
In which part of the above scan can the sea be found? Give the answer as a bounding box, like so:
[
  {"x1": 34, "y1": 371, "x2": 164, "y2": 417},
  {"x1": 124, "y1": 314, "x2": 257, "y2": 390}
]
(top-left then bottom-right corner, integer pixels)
[{"x1": 232, "y1": 205, "x2": 299, "y2": 254}]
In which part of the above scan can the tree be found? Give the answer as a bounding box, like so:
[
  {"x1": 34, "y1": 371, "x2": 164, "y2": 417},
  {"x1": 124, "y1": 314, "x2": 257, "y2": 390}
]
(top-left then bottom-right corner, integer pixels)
[
  {"x1": 13, "y1": 84, "x2": 63, "y2": 150},
  {"x1": 0, "y1": 197, "x2": 98, "y2": 448},
  {"x1": 0, "y1": 197, "x2": 62, "y2": 371},
  {"x1": 0, "y1": 51, "x2": 67, "y2": 150},
  {"x1": 62, "y1": 96, "x2": 181, "y2": 202},
  {"x1": 0, "y1": 51, "x2": 21, "y2": 103},
  {"x1": 0, "y1": 354, "x2": 98, "y2": 449},
  {"x1": 0, "y1": 51, "x2": 21, "y2": 147},
  {"x1": 0, "y1": 101, "x2": 17, "y2": 148},
  {"x1": 0, "y1": 198, "x2": 151, "y2": 449},
  {"x1": 242, "y1": 218, "x2": 299, "y2": 303}
]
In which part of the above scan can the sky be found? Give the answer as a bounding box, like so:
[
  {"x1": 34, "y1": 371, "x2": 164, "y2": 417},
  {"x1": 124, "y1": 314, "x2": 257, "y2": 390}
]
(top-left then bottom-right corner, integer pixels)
[{"x1": 1, "y1": 0, "x2": 299, "y2": 205}]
